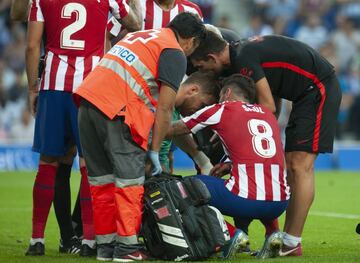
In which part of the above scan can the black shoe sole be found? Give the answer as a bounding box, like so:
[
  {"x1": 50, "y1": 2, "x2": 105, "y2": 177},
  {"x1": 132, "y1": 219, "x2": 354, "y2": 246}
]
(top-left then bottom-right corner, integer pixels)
[
  {"x1": 80, "y1": 250, "x2": 97, "y2": 257},
  {"x1": 25, "y1": 243, "x2": 45, "y2": 256}
]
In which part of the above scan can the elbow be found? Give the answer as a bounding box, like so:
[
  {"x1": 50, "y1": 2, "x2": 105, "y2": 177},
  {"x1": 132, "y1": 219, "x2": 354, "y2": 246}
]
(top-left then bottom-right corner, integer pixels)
[
  {"x1": 25, "y1": 45, "x2": 38, "y2": 57},
  {"x1": 127, "y1": 9, "x2": 142, "y2": 32},
  {"x1": 262, "y1": 103, "x2": 276, "y2": 113},
  {"x1": 134, "y1": 19, "x2": 142, "y2": 31},
  {"x1": 25, "y1": 44, "x2": 40, "y2": 63},
  {"x1": 25, "y1": 46, "x2": 31, "y2": 58},
  {"x1": 127, "y1": 21, "x2": 141, "y2": 32},
  {"x1": 261, "y1": 101, "x2": 276, "y2": 113},
  {"x1": 269, "y1": 104, "x2": 276, "y2": 114},
  {"x1": 155, "y1": 106, "x2": 172, "y2": 123},
  {"x1": 164, "y1": 130, "x2": 172, "y2": 140}
]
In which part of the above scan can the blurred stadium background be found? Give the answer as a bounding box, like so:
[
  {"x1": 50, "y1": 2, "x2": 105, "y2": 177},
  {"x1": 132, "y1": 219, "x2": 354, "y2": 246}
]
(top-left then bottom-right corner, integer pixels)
[{"x1": 0, "y1": 0, "x2": 359, "y2": 171}]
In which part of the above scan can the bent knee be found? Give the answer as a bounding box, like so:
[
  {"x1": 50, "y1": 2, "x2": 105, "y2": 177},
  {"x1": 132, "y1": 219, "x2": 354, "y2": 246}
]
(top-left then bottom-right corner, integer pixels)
[
  {"x1": 115, "y1": 177, "x2": 145, "y2": 188},
  {"x1": 286, "y1": 152, "x2": 317, "y2": 175},
  {"x1": 40, "y1": 155, "x2": 60, "y2": 165},
  {"x1": 60, "y1": 146, "x2": 77, "y2": 165}
]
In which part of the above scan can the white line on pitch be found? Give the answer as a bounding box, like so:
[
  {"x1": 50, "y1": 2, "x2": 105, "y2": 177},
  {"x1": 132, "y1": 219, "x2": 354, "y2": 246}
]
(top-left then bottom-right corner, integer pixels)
[{"x1": 309, "y1": 211, "x2": 360, "y2": 219}]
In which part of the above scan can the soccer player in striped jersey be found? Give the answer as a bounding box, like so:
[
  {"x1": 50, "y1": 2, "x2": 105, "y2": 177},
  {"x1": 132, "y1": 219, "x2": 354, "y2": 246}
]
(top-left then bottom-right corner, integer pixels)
[
  {"x1": 167, "y1": 74, "x2": 290, "y2": 259},
  {"x1": 10, "y1": 1, "x2": 131, "y2": 253},
  {"x1": 25, "y1": 0, "x2": 141, "y2": 256},
  {"x1": 141, "y1": 0, "x2": 202, "y2": 29},
  {"x1": 188, "y1": 27, "x2": 283, "y2": 252},
  {"x1": 107, "y1": 0, "x2": 203, "y2": 40}
]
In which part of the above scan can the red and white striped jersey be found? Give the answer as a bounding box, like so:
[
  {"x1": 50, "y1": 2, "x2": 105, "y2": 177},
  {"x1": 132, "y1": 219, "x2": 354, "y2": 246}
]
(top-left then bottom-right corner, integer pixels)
[
  {"x1": 182, "y1": 101, "x2": 290, "y2": 202},
  {"x1": 107, "y1": 0, "x2": 203, "y2": 37},
  {"x1": 29, "y1": 0, "x2": 130, "y2": 92}
]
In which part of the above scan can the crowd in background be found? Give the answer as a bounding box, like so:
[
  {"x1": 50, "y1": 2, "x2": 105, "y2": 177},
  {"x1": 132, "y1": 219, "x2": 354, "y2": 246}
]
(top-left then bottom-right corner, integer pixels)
[
  {"x1": 211, "y1": 0, "x2": 360, "y2": 140},
  {"x1": 0, "y1": 0, "x2": 30, "y2": 143},
  {"x1": 0, "y1": 0, "x2": 359, "y2": 143}
]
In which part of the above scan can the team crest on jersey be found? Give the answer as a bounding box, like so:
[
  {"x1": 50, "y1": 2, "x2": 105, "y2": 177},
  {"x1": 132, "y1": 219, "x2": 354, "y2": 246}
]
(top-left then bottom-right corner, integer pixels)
[
  {"x1": 240, "y1": 67, "x2": 253, "y2": 77},
  {"x1": 109, "y1": 45, "x2": 138, "y2": 65}
]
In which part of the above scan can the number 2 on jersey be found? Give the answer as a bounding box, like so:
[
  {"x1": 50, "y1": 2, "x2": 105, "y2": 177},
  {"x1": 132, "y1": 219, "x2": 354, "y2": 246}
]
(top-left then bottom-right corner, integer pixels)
[
  {"x1": 248, "y1": 119, "x2": 276, "y2": 158},
  {"x1": 60, "y1": 3, "x2": 87, "y2": 50}
]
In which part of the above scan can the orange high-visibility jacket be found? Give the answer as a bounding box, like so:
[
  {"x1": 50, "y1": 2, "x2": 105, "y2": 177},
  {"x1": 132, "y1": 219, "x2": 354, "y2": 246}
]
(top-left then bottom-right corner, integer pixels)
[{"x1": 74, "y1": 28, "x2": 182, "y2": 150}]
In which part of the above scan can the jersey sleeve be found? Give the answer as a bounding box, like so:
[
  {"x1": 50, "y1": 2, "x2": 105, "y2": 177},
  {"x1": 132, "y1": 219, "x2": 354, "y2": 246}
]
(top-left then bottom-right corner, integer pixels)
[
  {"x1": 109, "y1": 0, "x2": 130, "y2": 20},
  {"x1": 182, "y1": 103, "x2": 225, "y2": 133},
  {"x1": 237, "y1": 47, "x2": 265, "y2": 83},
  {"x1": 183, "y1": 0, "x2": 203, "y2": 20},
  {"x1": 158, "y1": 49, "x2": 187, "y2": 92},
  {"x1": 107, "y1": 16, "x2": 122, "y2": 37},
  {"x1": 192, "y1": 4, "x2": 203, "y2": 20},
  {"x1": 28, "y1": 0, "x2": 44, "y2": 22}
]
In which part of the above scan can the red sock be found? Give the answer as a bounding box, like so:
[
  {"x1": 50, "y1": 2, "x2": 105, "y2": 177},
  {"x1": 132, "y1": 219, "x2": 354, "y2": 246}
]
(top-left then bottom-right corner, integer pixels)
[
  {"x1": 225, "y1": 220, "x2": 237, "y2": 238},
  {"x1": 260, "y1": 218, "x2": 279, "y2": 237},
  {"x1": 32, "y1": 164, "x2": 57, "y2": 238},
  {"x1": 80, "y1": 167, "x2": 95, "y2": 240}
]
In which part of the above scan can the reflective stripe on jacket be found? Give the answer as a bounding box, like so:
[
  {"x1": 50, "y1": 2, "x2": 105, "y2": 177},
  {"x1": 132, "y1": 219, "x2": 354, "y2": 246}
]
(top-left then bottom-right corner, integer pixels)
[{"x1": 74, "y1": 28, "x2": 182, "y2": 150}]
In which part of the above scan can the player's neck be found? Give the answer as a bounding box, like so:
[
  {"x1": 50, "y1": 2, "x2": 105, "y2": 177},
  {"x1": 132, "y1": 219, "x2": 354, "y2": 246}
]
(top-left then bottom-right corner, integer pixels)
[
  {"x1": 226, "y1": 98, "x2": 241, "y2": 103},
  {"x1": 228, "y1": 94, "x2": 247, "y2": 103},
  {"x1": 220, "y1": 43, "x2": 231, "y2": 67},
  {"x1": 155, "y1": 0, "x2": 176, "y2": 11},
  {"x1": 217, "y1": 44, "x2": 231, "y2": 69}
]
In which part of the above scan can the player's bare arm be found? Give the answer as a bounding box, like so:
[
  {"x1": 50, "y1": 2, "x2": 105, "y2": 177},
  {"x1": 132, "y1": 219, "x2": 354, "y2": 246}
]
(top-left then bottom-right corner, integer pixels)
[
  {"x1": 209, "y1": 162, "x2": 231, "y2": 178},
  {"x1": 25, "y1": 21, "x2": 44, "y2": 116},
  {"x1": 151, "y1": 84, "x2": 177, "y2": 152},
  {"x1": 105, "y1": 31, "x2": 112, "y2": 52},
  {"x1": 173, "y1": 134, "x2": 199, "y2": 156},
  {"x1": 173, "y1": 134, "x2": 213, "y2": 174},
  {"x1": 10, "y1": 0, "x2": 29, "y2": 21},
  {"x1": 167, "y1": 120, "x2": 191, "y2": 139},
  {"x1": 120, "y1": 0, "x2": 142, "y2": 32},
  {"x1": 255, "y1": 77, "x2": 276, "y2": 113}
]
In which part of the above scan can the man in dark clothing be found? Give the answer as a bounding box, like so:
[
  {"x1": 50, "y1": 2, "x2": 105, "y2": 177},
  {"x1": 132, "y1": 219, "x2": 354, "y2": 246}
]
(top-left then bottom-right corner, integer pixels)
[{"x1": 190, "y1": 32, "x2": 342, "y2": 256}]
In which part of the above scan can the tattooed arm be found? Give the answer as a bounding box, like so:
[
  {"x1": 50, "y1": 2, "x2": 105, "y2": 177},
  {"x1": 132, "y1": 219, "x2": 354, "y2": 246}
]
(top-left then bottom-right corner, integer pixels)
[{"x1": 166, "y1": 120, "x2": 192, "y2": 139}]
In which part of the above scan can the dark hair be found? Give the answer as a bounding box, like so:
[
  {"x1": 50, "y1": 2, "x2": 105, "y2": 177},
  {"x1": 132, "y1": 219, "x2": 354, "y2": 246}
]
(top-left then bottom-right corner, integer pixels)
[
  {"x1": 221, "y1": 74, "x2": 256, "y2": 103},
  {"x1": 183, "y1": 71, "x2": 220, "y2": 101},
  {"x1": 190, "y1": 30, "x2": 227, "y2": 61},
  {"x1": 167, "y1": 12, "x2": 206, "y2": 43}
]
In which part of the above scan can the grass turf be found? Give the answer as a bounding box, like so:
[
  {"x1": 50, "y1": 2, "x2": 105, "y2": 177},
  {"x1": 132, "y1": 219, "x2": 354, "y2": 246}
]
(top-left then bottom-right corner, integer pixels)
[{"x1": 0, "y1": 170, "x2": 359, "y2": 263}]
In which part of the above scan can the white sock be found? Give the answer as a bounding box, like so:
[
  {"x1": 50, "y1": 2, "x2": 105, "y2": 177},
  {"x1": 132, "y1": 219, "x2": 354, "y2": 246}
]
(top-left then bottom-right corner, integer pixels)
[
  {"x1": 82, "y1": 239, "x2": 96, "y2": 248},
  {"x1": 283, "y1": 233, "x2": 301, "y2": 247},
  {"x1": 30, "y1": 238, "x2": 44, "y2": 245}
]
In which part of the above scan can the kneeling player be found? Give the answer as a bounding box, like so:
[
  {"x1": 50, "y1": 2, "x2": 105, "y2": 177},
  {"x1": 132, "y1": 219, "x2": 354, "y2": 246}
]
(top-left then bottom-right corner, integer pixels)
[{"x1": 167, "y1": 74, "x2": 290, "y2": 259}]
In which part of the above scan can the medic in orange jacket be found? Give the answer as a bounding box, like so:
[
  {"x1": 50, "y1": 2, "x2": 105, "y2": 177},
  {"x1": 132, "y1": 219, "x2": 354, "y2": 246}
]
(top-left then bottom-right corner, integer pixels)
[{"x1": 73, "y1": 12, "x2": 206, "y2": 256}]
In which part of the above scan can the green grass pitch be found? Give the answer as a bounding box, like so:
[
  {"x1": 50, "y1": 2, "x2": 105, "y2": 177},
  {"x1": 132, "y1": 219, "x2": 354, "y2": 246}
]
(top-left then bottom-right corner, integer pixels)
[{"x1": 0, "y1": 170, "x2": 359, "y2": 263}]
